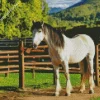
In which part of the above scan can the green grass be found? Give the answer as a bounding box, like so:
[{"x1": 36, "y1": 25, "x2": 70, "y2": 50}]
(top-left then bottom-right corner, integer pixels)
[
  {"x1": 90, "y1": 97, "x2": 100, "y2": 100},
  {"x1": 0, "y1": 72, "x2": 81, "y2": 91}
]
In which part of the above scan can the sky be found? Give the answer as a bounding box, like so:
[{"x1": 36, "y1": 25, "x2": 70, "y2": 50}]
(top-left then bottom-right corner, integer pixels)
[{"x1": 46, "y1": 0, "x2": 82, "y2": 9}]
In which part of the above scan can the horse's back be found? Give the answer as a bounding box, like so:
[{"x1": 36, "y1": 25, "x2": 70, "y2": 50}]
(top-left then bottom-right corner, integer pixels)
[
  {"x1": 77, "y1": 34, "x2": 94, "y2": 45},
  {"x1": 78, "y1": 34, "x2": 94, "y2": 48},
  {"x1": 74, "y1": 34, "x2": 95, "y2": 55}
]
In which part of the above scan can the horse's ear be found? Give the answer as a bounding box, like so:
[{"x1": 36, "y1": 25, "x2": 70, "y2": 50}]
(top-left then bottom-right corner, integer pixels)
[{"x1": 32, "y1": 20, "x2": 36, "y2": 24}]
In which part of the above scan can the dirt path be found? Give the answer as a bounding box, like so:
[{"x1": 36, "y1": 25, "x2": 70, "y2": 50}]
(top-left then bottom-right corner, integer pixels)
[{"x1": 0, "y1": 87, "x2": 100, "y2": 100}]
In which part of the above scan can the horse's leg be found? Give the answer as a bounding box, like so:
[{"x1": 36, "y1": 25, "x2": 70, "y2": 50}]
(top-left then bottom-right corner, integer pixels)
[
  {"x1": 54, "y1": 66, "x2": 61, "y2": 96},
  {"x1": 86, "y1": 55, "x2": 95, "y2": 94},
  {"x1": 62, "y1": 61, "x2": 72, "y2": 96},
  {"x1": 79, "y1": 60, "x2": 86, "y2": 93}
]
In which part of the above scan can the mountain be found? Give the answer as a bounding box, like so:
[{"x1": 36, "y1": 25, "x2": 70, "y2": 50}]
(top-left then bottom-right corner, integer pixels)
[
  {"x1": 49, "y1": 0, "x2": 87, "y2": 14},
  {"x1": 67, "y1": 0, "x2": 86, "y2": 9},
  {"x1": 46, "y1": 0, "x2": 82, "y2": 14},
  {"x1": 49, "y1": 8, "x2": 64, "y2": 14},
  {"x1": 51, "y1": 0, "x2": 100, "y2": 28}
]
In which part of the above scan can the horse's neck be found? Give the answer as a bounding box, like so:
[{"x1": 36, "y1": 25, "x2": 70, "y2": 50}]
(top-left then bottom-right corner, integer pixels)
[
  {"x1": 44, "y1": 34, "x2": 61, "y2": 63},
  {"x1": 44, "y1": 33, "x2": 69, "y2": 48},
  {"x1": 44, "y1": 35, "x2": 55, "y2": 49}
]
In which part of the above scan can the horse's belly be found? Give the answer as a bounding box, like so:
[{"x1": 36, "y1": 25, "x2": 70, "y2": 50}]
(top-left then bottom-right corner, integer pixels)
[
  {"x1": 69, "y1": 56, "x2": 84, "y2": 64},
  {"x1": 69, "y1": 50, "x2": 88, "y2": 64}
]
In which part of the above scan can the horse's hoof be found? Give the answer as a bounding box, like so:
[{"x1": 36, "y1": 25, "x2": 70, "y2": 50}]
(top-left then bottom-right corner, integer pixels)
[
  {"x1": 65, "y1": 93, "x2": 71, "y2": 96},
  {"x1": 89, "y1": 90, "x2": 94, "y2": 94},
  {"x1": 79, "y1": 90, "x2": 83, "y2": 93},
  {"x1": 79, "y1": 89, "x2": 85, "y2": 93},
  {"x1": 52, "y1": 93, "x2": 55, "y2": 96},
  {"x1": 55, "y1": 92, "x2": 59, "y2": 96}
]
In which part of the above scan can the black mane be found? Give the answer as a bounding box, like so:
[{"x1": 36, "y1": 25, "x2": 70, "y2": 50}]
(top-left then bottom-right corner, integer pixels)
[{"x1": 43, "y1": 23, "x2": 64, "y2": 48}]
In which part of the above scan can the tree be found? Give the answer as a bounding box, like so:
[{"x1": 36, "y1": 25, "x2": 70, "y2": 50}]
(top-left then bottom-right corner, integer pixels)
[{"x1": 0, "y1": 0, "x2": 48, "y2": 39}]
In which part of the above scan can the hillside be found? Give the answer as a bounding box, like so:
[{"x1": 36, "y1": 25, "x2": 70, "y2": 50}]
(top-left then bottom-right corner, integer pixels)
[
  {"x1": 49, "y1": 7, "x2": 64, "y2": 14},
  {"x1": 52, "y1": 0, "x2": 100, "y2": 28}
]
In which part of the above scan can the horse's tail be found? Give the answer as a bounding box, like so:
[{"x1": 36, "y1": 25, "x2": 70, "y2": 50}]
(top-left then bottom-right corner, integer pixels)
[
  {"x1": 83, "y1": 57, "x2": 88, "y2": 73},
  {"x1": 80, "y1": 57, "x2": 89, "y2": 78}
]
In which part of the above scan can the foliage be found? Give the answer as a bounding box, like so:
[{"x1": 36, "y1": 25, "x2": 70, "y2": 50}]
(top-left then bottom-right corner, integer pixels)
[
  {"x1": 0, "y1": 0, "x2": 48, "y2": 39},
  {"x1": 52, "y1": 0, "x2": 100, "y2": 29},
  {"x1": 0, "y1": 72, "x2": 81, "y2": 89}
]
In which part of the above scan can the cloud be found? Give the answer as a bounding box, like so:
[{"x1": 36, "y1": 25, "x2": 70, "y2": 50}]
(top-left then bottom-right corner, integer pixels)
[
  {"x1": 50, "y1": 4, "x2": 69, "y2": 9},
  {"x1": 46, "y1": 0, "x2": 82, "y2": 8}
]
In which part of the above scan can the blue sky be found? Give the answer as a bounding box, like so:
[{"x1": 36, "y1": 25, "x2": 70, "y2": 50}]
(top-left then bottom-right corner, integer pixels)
[{"x1": 46, "y1": 0, "x2": 82, "y2": 9}]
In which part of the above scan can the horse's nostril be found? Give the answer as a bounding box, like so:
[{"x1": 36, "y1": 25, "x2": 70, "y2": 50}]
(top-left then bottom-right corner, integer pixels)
[{"x1": 33, "y1": 44, "x2": 37, "y2": 49}]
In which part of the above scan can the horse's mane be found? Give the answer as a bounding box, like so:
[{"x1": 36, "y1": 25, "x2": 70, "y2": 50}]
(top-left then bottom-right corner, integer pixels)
[{"x1": 43, "y1": 23, "x2": 64, "y2": 48}]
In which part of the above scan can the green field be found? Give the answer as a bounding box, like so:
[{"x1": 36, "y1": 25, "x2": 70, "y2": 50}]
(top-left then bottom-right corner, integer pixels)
[{"x1": 0, "y1": 72, "x2": 81, "y2": 90}]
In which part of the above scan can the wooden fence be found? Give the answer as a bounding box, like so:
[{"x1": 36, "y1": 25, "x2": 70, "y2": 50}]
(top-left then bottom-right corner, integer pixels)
[
  {"x1": 96, "y1": 44, "x2": 100, "y2": 86},
  {"x1": 0, "y1": 38, "x2": 99, "y2": 88},
  {"x1": 0, "y1": 39, "x2": 19, "y2": 76}
]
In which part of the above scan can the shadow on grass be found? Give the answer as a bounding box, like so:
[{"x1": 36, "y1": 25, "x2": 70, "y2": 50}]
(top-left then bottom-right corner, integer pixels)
[
  {"x1": 0, "y1": 83, "x2": 53, "y2": 92},
  {"x1": 0, "y1": 83, "x2": 54, "y2": 96},
  {"x1": 31, "y1": 83, "x2": 54, "y2": 89},
  {"x1": 23, "y1": 83, "x2": 55, "y2": 96},
  {"x1": 0, "y1": 86, "x2": 18, "y2": 91}
]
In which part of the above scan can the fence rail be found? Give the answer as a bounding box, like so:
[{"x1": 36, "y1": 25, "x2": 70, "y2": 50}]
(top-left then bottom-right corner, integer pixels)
[{"x1": 0, "y1": 38, "x2": 98, "y2": 88}]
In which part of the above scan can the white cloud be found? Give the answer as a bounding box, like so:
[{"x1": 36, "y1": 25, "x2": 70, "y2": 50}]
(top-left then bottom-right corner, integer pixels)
[
  {"x1": 46, "y1": 0, "x2": 82, "y2": 9},
  {"x1": 50, "y1": 4, "x2": 69, "y2": 9}
]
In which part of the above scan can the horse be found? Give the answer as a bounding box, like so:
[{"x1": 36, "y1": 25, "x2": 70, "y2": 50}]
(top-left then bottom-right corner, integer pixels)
[{"x1": 31, "y1": 21, "x2": 95, "y2": 96}]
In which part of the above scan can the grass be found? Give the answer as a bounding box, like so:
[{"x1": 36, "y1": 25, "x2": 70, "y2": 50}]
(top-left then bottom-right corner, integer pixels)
[
  {"x1": 0, "y1": 72, "x2": 100, "y2": 99},
  {"x1": 90, "y1": 97, "x2": 100, "y2": 100},
  {"x1": 0, "y1": 72, "x2": 81, "y2": 91}
]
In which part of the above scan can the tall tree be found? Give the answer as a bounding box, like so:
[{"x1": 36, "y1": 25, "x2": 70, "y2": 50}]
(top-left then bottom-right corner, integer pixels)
[{"x1": 0, "y1": 0, "x2": 48, "y2": 39}]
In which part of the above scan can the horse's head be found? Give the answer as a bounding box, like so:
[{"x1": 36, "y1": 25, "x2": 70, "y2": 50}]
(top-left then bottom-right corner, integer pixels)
[{"x1": 31, "y1": 21, "x2": 44, "y2": 49}]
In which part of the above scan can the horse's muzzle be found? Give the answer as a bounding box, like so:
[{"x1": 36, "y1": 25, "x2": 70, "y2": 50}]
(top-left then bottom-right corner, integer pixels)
[{"x1": 33, "y1": 43, "x2": 37, "y2": 49}]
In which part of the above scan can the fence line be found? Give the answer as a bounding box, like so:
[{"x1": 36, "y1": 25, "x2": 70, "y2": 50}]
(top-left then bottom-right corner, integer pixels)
[{"x1": 0, "y1": 39, "x2": 98, "y2": 88}]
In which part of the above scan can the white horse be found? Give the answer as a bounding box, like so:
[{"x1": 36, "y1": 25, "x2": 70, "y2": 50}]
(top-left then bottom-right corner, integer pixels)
[{"x1": 31, "y1": 21, "x2": 95, "y2": 96}]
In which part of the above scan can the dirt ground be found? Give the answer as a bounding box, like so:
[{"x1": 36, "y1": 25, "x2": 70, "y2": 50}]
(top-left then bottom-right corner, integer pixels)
[{"x1": 0, "y1": 87, "x2": 100, "y2": 100}]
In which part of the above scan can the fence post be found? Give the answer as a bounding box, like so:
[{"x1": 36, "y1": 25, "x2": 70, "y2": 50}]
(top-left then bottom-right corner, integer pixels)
[
  {"x1": 32, "y1": 68, "x2": 35, "y2": 78},
  {"x1": 19, "y1": 39, "x2": 25, "y2": 89},
  {"x1": 95, "y1": 44, "x2": 99, "y2": 86}
]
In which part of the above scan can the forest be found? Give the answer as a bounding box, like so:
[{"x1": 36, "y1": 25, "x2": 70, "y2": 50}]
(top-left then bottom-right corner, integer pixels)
[
  {"x1": 52, "y1": 0, "x2": 100, "y2": 29},
  {"x1": 0, "y1": 0, "x2": 100, "y2": 39},
  {"x1": 0, "y1": 0, "x2": 49, "y2": 39}
]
